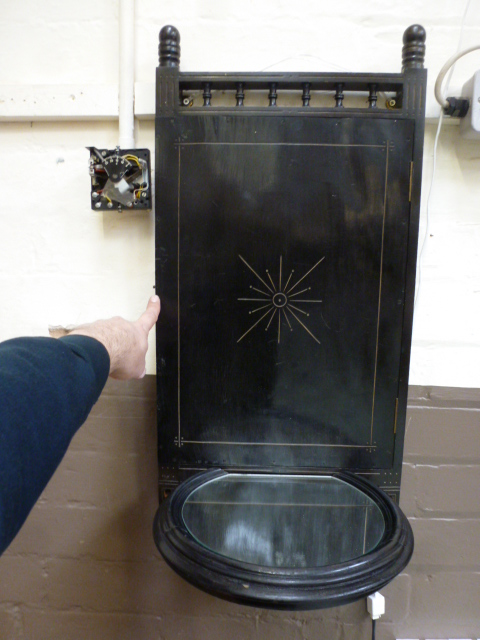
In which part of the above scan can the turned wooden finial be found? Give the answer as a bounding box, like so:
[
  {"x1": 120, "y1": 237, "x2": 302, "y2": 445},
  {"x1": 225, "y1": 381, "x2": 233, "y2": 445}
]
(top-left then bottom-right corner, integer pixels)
[
  {"x1": 159, "y1": 25, "x2": 181, "y2": 67},
  {"x1": 402, "y1": 24, "x2": 426, "y2": 72}
]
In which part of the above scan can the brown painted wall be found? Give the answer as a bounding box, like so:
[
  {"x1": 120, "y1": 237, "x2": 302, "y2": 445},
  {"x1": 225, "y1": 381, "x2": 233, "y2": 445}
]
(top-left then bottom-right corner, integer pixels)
[{"x1": 0, "y1": 380, "x2": 479, "y2": 639}]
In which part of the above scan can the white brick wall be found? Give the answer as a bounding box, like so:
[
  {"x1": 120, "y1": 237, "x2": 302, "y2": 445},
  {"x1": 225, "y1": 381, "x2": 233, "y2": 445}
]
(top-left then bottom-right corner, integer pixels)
[{"x1": 0, "y1": 0, "x2": 479, "y2": 383}]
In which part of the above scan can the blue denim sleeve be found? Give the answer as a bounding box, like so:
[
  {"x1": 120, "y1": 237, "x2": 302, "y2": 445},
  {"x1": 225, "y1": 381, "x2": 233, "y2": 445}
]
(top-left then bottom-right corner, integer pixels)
[{"x1": 0, "y1": 336, "x2": 110, "y2": 555}]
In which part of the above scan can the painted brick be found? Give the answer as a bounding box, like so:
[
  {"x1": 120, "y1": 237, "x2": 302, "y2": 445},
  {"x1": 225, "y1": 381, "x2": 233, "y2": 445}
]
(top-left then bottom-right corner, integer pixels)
[
  {"x1": 0, "y1": 4, "x2": 119, "y2": 85},
  {"x1": 0, "y1": 556, "x2": 48, "y2": 605},
  {"x1": 427, "y1": 385, "x2": 480, "y2": 409},
  {"x1": 43, "y1": 558, "x2": 165, "y2": 614},
  {"x1": 88, "y1": 395, "x2": 155, "y2": 420},
  {"x1": 410, "y1": 518, "x2": 480, "y2": 567},
  {"x1": 378, "y1": 573, "x2": 411, "y2": 624},
  {"x1": 399, "y1": 462, "x2": 416, "y2": 517},
  {"x1": 336, "y1": 620, "x2": 375, "y2": 640},
  {"x1": 415, "y1": 465, "x2": 480, "y2": 515},
  {"x1": 69, "y1": 377, "x2": 156, "y2": 453},
  {"x1": 405, "y1": 573, "x2": 480, "y2": 638},
  {"x1": 254, "y1": 617, "x2": 308, "y2": 640},
  {"x1": 4, "y1": 503, "x2": 158, "y2": 562},
  {"x1": 22, "y1": 610, "x2": 162, "y2": 640},
  {"x1": 262, "y1": 614, "x2": 342, "y2": 640},
  {"x1": 139, "y1": 565, "x2": 254, "y2": 617},
  {"x1": 68, "y1": 415, "x2": 156, "y2": 454},
  {"x1": 102, "y1": 376, "x2": 156, "y2": 398},
  {"x1": 284, "y1": 574, "x2": 410, "y2": 629},
  {"x1": 158, "y1": 614, "x2": 255, "y2": 640},
  {"x1": 39, "y1": 450, "x2": 157, "y2": 510},
  {"x1": 374, "y1": 621, "x2": 409, "y2": 640},
  {"x1": 43, "y1": 558, "x2": 248, "y2": 617},
  {"x1": 404, "y1": 406, "x2": 480, "y2": 462},
  {"x1": 408, "y1": 385, "x2": 480, "y2": 410},
  {"x1": 400, "y1": 462, "x2": 480, "y2": 518},
  {"x1": 0, "y1": 605, "x2": 21, "y2": 640},
  {"x1": 320, "y1": 600, "x2": 365, "y2": 624}
]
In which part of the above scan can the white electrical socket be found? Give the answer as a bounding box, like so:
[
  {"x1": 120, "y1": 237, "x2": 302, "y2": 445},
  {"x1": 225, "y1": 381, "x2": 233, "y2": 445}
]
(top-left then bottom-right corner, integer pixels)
[{"x1": 459, "y1": 70, "x2": 480, "y2": 139}]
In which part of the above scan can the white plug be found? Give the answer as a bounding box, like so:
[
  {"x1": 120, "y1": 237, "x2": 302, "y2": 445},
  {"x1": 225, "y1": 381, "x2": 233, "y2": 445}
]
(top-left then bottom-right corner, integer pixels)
[{"x1": 367, "y1": 591, "x2": 385, "y2": 620}]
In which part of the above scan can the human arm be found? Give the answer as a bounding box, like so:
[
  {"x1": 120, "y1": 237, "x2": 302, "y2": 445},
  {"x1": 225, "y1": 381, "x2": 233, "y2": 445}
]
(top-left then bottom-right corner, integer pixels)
[
  {"x1": 67, "y1": 295, "x2": 160, "y2": 379},
  {"x1": 0, "y1": 296, "x2": 160, "y2": 555}
]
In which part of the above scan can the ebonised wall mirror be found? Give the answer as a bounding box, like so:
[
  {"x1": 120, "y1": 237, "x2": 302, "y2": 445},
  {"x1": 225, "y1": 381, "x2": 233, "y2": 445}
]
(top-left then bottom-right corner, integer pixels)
[{"x1": 153, "y1": 24, "x2": 426, "y2": 610}]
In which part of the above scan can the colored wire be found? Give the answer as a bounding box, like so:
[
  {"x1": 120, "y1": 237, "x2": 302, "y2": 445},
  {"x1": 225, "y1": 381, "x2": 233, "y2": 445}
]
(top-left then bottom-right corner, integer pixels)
[{"x1": 123, "y1": 154, "x2": 141, "y2": 168}]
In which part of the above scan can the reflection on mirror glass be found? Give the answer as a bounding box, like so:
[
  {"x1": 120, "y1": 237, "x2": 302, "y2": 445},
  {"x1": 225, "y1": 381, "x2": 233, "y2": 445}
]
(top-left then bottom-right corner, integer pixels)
[{"x1": 182, "y1": 474, "x2": 385, "y2": 568}]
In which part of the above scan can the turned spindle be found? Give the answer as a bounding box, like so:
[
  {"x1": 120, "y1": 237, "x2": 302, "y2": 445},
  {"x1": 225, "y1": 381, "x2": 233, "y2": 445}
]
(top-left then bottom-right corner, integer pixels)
[
  {"x1": 302, "y1": 83, "x2": 311, "y2": 107},
  {"x1": 236, "y1": 83, "x2": 245, "y2": 107},
  {"x1": 368, "y1": 84, "x2": 378, "y2": 108},
  {"x1": 203, "y1": 82, "x2": 212, "y2": 107},
  {"x1": 268, "y1": 83, "x2": 278, "y2": 106},
  {"x1": 334, "y1": 83, "x2": 344, "y2": 108}
]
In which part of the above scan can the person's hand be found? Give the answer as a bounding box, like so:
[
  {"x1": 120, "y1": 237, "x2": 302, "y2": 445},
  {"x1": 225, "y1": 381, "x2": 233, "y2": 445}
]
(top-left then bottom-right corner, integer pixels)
[{"x1": 67, "y1": 296, "x2": 161, "y2": 380}]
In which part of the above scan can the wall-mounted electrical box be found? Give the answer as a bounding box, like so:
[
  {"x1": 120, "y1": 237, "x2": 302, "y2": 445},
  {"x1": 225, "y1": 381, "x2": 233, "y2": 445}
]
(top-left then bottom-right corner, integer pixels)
[{"x1": 88, "y1": 146, "x2": 152, "y2": 211}]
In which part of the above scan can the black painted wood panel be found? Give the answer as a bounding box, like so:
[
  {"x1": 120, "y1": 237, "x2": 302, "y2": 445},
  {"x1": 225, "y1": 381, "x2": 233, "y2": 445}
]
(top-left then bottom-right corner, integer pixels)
[{"x1": 156, "y1": 115, "x2": 414, "y2": 472}]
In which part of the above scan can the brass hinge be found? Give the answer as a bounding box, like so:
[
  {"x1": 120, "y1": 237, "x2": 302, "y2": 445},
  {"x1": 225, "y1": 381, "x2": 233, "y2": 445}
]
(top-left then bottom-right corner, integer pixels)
[{"x1": 409, "y1": 161, "x2": 414, "y2": 202}]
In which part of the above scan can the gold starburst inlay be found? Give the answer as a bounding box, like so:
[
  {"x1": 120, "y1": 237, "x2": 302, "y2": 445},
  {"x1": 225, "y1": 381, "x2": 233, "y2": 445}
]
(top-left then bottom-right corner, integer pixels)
[{"x1": 237, "y1": 255, "x2": 324, "y2": 344}]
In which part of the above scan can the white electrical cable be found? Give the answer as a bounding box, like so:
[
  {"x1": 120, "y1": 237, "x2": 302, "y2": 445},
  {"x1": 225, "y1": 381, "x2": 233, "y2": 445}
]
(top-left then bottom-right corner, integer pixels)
[
  {"x1": 415, "y1": 109, "x2": 443, "y2": 305},
  {"x1": 119, "y1": 0, "x2": 135, "y2": 149},
  {"x1": 415, "y1": 0, "x2": 473, "y2": 306},
  {"x1": 434, "y1": 44, "x2": 480, "y2": 108}
]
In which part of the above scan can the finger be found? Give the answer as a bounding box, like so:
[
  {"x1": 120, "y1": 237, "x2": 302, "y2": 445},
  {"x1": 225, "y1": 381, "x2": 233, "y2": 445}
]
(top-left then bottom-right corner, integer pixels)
[{"x1": 137, "y1": 295, "x2": 161, "y2": 333}]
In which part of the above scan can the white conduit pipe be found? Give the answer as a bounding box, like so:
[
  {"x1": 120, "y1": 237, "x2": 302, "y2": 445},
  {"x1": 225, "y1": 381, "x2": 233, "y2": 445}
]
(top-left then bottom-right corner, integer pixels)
[{"x1": 119, "y1": 0, "x2": 135, "y2": 149}]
